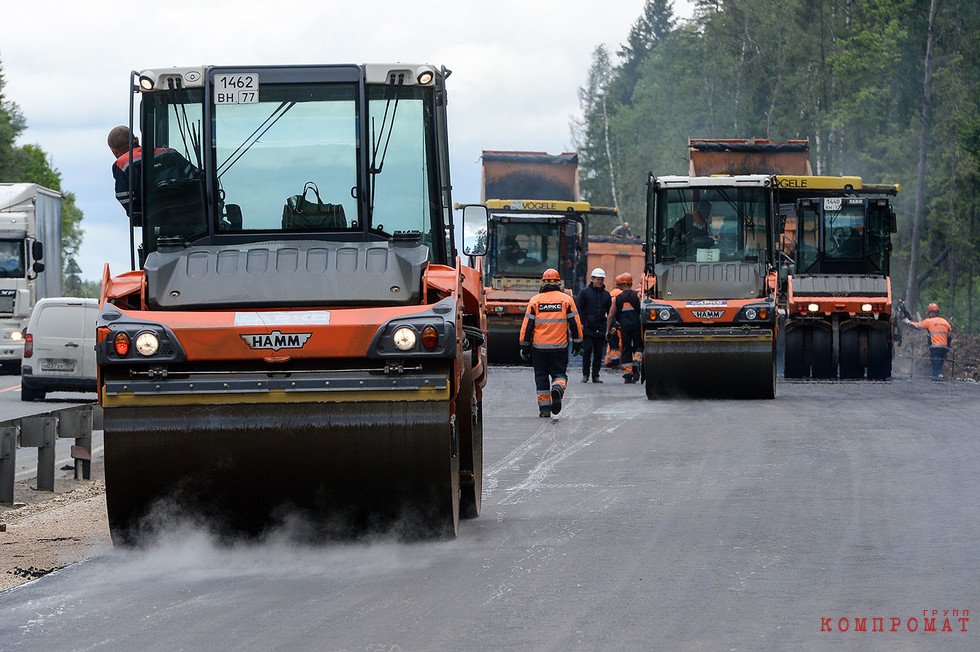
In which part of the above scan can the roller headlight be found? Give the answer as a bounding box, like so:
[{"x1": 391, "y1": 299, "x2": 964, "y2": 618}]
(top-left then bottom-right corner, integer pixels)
[
  {"x1": 745, "y1": 308, "x2": 758, "y2": 320},
  {"x1": 135, "y1": 332, "x2": 160, "y2": 356},
  {"x1": 393, "y1": 326, "x2": 417, "y2": 351},
  {"x1": 861, "y1": 303, "x2": 873, "y2": 312},
  {"x1": 808, "y1": 303, "x2": 820, "y2": 313}
]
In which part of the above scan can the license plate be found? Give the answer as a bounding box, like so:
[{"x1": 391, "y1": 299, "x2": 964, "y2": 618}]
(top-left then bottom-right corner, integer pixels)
[{"x1": 40, "y1": 359, "x2": 75, "y2": 372}]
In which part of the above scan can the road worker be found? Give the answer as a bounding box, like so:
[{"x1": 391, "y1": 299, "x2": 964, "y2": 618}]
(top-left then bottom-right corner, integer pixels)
[
  {"x1": 607, "y1": 272, "x2": 643, "y2": 383},
  {"x1": 519, "y1": 268, "x2": 584, "y2": 417},
  {"x1": 576, "y1": 267, "x2": 611, "y2": 383},
  {"x1": 605, "y1": 279, "x2": 624, "y2": 369},
  {"x1": 904, "y1": 302, "x2": 952, "y2": 380}
]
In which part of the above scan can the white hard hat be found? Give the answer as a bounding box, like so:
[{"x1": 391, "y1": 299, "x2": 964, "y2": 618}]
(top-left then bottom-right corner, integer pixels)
[{"x1": 590, "y1": 268, "x2": 606, "y2": 278}]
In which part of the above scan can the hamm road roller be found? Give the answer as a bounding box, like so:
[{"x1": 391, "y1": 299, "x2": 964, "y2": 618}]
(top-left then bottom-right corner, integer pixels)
[
  {"x1": 642, "y1": 174, "x2": 777, "y2": 399},
  {"x1": 97, "y1": 64, "x2": 489, "y2": 542}
]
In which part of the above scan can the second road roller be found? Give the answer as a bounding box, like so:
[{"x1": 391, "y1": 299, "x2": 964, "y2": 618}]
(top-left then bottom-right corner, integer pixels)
[{"x1": 641, "y1": 173, "x2": 778, "y2": 399}]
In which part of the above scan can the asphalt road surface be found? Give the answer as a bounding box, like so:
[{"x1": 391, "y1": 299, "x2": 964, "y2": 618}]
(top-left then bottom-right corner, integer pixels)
[{"x1": 1, "y1": 369, "x2": 977, "y2": 650}]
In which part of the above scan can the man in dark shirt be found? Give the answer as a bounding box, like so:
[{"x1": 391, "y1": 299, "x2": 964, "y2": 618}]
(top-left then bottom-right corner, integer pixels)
[
  {"x1": 575, "y1": 267, "x2": 612, "y2": 383},
  {"x1": 670, "y1": 200, "x2": 712, "y2": 259},
  {"x1": 108, "y1": 126, "x2": 145, "y2": 221}
]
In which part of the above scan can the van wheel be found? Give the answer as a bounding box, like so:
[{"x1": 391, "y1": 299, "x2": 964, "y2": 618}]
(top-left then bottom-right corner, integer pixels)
[{"x1": 21, "y1": 385, "x2": 45, "y2": 402}]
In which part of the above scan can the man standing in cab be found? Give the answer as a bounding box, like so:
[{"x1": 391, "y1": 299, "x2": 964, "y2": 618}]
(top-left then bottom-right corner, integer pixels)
[
  {"x1": 607, "y1": 273, "x2": 643, "y2": 383},
  {"x1": 520, "y1": 269, "x2": 584, "y2": 417}
]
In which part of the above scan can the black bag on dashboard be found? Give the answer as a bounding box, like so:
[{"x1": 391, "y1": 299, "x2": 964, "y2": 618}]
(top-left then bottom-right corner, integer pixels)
[{"x1": 282, "y1": 182, "x2": 347, "y2": 229}]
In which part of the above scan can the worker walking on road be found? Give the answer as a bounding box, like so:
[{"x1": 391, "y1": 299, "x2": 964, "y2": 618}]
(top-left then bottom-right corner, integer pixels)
[
  {"x1": 607, "y1": 273, "x2": 643, "y2": 383},
  {"x1": 904, "y1": 302, "x2": 953, "y2": 380},
  {"x1": 576, "y1": 268, "x2": 611, "y2": 383},
  {"x1": 520, "y1": 269, "x2": 584, "y2": 417}
]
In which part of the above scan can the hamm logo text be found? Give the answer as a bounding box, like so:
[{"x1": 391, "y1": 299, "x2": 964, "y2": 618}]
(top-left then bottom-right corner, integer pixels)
[
  {"x1": 692, "y1": 309, "x2": 725, "y2": 319},
  {"x1": 241, "y1": 330, "x2": 312, "y2": 351}
]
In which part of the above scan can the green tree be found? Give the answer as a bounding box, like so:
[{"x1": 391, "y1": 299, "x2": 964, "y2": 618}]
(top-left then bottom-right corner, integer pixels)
[
  {"x1": 573, "y1": 0, "x2": 980, "y2": 330},
  {"x1": 0, "y1": 55, "x2": 86, "y2": 288}
]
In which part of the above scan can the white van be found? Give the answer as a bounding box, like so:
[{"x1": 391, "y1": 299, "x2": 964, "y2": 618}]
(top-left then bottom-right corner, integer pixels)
[{"x1": 21, "y1": 297, "x2": 99, "y2": 401}]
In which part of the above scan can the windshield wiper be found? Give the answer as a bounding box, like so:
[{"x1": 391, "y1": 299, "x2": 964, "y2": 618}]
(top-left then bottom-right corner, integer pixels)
[
  {"x1": 216, "y1": 101, "x2": 297, "y2": 178},
  {"x1": 167, "y1": 77, "x2": 203, "y2": 170},
  {"x1": 368, "y1": 81, "x2": 403, "y2": 218}
]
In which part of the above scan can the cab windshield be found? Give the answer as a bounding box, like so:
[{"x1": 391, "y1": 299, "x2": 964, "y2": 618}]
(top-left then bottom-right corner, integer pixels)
[
  {"x1": 797, "y1": 197, "x2": 890, "y2": 274},
  {"x1": 656, "y1": 187, "x2": 770, "y2": 263},
  {"x1": 140, "y1": 75, "x2": 440, "y2": 249},
  {"x1": 0, "y1": 240, "x2": 25, "y2": 277},
  {"x1": 491, "y1": 218, "x2": 562, "y2": 278},
  {"x1": 823, "y1": 199, "x2": 866, "y2": 259}
]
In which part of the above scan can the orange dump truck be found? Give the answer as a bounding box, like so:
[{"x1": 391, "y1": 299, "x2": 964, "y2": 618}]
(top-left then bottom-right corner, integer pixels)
[{"x1": 97, "y1": 63, "x2": 489, "y2": 542}]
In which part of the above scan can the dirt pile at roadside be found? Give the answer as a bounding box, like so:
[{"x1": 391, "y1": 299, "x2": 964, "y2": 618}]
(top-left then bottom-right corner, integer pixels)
[{"x1": 0, "y1": 467, "x2": 110, "y2": 591}]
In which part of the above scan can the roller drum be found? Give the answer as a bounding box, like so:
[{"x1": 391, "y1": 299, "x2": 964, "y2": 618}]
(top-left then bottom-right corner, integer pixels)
[
  {"x1": 644, "y1": 329, "x2": 775, "y2": 399},
  {"x1": 486, "y1": 321, "x2": 524, "y2": 365},
  {"x1": 104, "y1": 400, "x2": 459, "y2": 543}
]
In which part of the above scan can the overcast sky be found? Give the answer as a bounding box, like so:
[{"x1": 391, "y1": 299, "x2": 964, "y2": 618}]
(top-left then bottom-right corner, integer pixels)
[{"x1": 2, "y1": 0, "x2": 692, "y2": 280}]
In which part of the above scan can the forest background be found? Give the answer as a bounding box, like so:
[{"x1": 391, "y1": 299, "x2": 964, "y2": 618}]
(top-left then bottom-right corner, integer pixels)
[
  {"x1": 1, "y1": 0, "x2": 978, "y2": 326},
  {"x1": 574, "y1": 0, "x2": 979, "y2": 327}
]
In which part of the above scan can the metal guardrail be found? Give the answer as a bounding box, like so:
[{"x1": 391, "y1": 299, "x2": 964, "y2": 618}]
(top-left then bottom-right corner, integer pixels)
[{"x1": 0, "y1": 404, "x2": 101, "y2": 505}]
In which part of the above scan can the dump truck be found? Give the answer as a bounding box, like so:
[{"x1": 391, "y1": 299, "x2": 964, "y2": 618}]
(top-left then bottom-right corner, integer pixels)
[
  {"x1": 642, "y1": 172, "x2": 777, "y2": 398},
  {"x1": 97, "y1": 63, "x2": 489, "y2": 542},
  {"x1": 480, "y1": 151, "x2": 625, "y2": 362},
  {"x1": 0, "y1": 184, "x2": 62, "y2": 373},
  {"x1": 774, "y1": 176, "x2": 899, "y2": 379}
]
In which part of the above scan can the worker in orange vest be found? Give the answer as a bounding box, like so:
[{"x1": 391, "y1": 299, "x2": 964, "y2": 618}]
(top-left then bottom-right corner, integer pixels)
[
  {"x1": 607, "y1": 272, "x2": 643, "y2": 383},
  {"x1": 904, "y1": 302, "x2": 953, "y2": 380},
  {"x1": 519, "y1": 268, "x2": 584, "y2": 417},
  {"x1": 605, "y1": 280, "x2": 623, "y2": 369}
]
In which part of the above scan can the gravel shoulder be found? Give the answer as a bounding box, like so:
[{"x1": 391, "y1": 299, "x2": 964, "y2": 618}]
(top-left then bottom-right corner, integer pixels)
[{"x1": 0, "y1": 458, "x2": 110, "y2": 591}]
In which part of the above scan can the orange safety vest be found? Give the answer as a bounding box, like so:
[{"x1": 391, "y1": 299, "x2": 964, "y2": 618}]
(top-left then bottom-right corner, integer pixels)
[
  {"x1": 520, "y1": 290, "x2": 583, "y2": 350},
  {"x1": 910, "y1": 316, "x2": 952, "y2": 348}
]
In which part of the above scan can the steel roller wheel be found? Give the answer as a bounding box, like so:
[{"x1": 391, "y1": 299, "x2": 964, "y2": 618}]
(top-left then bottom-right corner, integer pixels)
[
  {"x1": 839, "y1": 328, "x2": 862, "y2": 379},
  {"x1": 104, "y1": 399, "x2": 460, "y2": 545},
  {"x1": 458, "y1": 353, "x2": 483, "y2": 519},
  {"x1": 867, "y1": 327, "x2": 892, "y2": 380},
  {"x1": 810, "y1": 327, "x2": 835, "y2": 379},
  {"x1": 643, "y1": 351, "x2": 667, "y2": 400},
  {"x1": 487, "y1": 328, "x2": 525, "y2": 365},
  {"x1": 783, "y1": 326, "x2": 807, "y2": 378}
]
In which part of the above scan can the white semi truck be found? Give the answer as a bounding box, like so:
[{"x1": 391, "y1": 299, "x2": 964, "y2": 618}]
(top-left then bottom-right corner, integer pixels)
[{"x1": 0, "y1": 184, "x2": 63, "y2": 372}]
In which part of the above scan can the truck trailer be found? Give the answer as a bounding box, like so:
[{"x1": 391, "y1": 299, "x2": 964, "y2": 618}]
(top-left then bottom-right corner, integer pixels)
[{"x1": 0, "y1": 183, "x2": 62, "y2": 373}]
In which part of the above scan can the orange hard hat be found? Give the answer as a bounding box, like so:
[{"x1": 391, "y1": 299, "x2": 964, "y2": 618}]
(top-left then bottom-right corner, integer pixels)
[
  {"x1": 541, "y1": 268, "x2": 562, "y2": 283},
  {"x1": 617, "y1": 272, "x2": 634, "y2": 285},
  {"x1": 927, "y1": 303, "x2": 940, "y2": 313}
]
